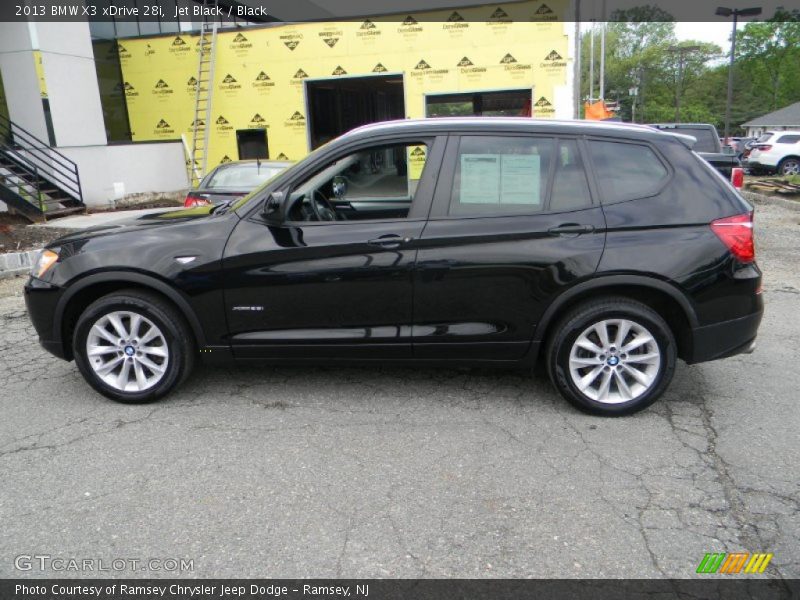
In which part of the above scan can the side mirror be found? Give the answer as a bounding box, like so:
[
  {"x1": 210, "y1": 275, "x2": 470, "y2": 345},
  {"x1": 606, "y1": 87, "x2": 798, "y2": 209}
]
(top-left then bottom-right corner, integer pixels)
[
  {"x1": 262, "y1": 191, "x2": 285, "y2": 224},
  {"x1": 332, "y1": 175, "x2": 347, "y2": 199}
]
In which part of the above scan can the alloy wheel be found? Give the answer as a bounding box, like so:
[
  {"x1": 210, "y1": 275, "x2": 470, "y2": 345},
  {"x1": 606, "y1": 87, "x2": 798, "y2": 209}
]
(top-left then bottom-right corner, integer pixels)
[
  {"x1": 568, "y1": 318, "x2": 661, "y2": 404},
  {"x1": 781, "y1": 159, "x2": 800, "y2": 176},
  {"x1": 86, "y1": 311, "x2": 170, "y2": 392}
]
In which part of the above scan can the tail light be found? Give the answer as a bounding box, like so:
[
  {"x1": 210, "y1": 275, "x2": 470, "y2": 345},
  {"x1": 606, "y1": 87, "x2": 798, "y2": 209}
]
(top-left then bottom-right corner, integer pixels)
[
  {"x1": 731, "y1": 167, "x2": 744, "y2": 189},
  {"x1": 711, "y1": 213, "x2": 755, "y2": 263},
  {"x1": 755, "y1": 144, "x2": 772, "y2": 152},
  {"x1": 184, "y1": 193, "x2": 210, "y2": 207}
]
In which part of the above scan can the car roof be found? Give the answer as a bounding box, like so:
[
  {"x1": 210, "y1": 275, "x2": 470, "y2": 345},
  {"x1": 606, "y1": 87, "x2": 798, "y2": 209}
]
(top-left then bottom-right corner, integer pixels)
[
  {"x1": 648, "y1": 123, "x2": 715, "y2": 127},
  {"x1": 342, "y1": 117, "x2": 680, "y2": 144}
]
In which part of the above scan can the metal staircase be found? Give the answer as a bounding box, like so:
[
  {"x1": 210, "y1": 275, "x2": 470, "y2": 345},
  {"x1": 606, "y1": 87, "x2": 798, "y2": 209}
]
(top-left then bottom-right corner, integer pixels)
[
  {"x1": 187, "y1": 0, "x2": 220, "y2": 186},
  {"x1": 0, "y1": 114, "x2": 84, "y2": 222}
]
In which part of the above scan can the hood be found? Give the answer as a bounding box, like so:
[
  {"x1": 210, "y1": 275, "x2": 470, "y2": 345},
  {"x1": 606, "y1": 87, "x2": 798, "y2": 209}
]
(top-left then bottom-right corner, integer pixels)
[{"x1": 47, "y1": 205, "x2": 222, "y2": 247}]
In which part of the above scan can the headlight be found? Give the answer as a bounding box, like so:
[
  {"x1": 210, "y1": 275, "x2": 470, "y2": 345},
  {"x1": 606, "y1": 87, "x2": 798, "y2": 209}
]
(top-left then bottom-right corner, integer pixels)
[{"x1": 32, "y1": 248, "x2": 60, "y2": 278}]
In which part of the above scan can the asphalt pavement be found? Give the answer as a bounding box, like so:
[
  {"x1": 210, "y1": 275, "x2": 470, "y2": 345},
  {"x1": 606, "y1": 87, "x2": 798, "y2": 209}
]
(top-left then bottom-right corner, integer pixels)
[{"x1": 0, "y1": 200, "x2": 798, "y2": 579}]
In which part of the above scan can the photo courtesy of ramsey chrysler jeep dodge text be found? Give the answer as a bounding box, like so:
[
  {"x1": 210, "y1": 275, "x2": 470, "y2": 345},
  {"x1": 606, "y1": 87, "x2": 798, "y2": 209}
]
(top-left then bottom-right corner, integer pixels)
[{"x1": 25, "y1": 118, "x2": 763, "y2": 416}]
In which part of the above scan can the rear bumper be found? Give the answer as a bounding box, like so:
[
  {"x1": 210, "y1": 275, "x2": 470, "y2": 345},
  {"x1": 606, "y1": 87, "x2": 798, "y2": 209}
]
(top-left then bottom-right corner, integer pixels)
[
  {"x1": 743, "y1": 159, "x2": 777, "y2": 171},
  {"x1": 687, "y1": 307, "x2": 763, "y2": 364}
]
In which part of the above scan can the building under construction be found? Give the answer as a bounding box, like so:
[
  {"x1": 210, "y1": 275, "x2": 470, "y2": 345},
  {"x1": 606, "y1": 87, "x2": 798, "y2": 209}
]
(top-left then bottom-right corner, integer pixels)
[{"x1": 0, "y1": 0, "x2": 574, "y2": 218}]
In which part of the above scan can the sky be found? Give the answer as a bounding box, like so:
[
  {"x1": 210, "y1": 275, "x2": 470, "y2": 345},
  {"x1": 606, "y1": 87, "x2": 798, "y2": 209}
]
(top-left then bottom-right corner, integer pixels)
[
  {"x1": 675, "y1": 22, "x2": 735, "y2": 49},
  {"x1": 579, "y1": 21, "x2": 745, "y2": 61}
]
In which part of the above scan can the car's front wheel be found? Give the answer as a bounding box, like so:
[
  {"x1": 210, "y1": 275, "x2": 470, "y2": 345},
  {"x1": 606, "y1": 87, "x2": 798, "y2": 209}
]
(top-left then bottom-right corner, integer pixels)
[
  {"x1": 546, "y1": 297, "x2": 677, "y2": 416},
  {"x1": 778, "y1": 157, "x2": 800, "y2": 176},
  {"x1": 73, "y1": 290, "x2": 195, "y2": 403}
]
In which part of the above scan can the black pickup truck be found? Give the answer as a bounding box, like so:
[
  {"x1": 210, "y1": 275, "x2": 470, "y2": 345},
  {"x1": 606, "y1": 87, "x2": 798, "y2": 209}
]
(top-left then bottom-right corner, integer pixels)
[{"x1": 647, "y1": 123, "x2": 740, "y2": 179}]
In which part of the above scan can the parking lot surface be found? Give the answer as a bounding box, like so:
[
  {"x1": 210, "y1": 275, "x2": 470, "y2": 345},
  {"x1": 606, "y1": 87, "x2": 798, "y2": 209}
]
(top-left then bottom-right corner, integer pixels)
[{"x1": 1, "y1": 201, "x2": 798, "y2": 579}]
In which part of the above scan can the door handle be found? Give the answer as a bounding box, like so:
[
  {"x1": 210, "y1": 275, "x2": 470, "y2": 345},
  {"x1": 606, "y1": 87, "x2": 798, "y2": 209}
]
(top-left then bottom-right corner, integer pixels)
[
  {"x1": 548, "y1": 223, "x2": 595, "y2": 236},
  {"x1": 367, "y1": 235, "x2": 412, "y2": 249}
]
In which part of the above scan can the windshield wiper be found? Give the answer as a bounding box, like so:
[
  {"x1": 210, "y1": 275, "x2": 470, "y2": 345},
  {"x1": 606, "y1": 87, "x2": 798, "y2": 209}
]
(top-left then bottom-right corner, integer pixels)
[{"x1": 210, "y1": 199, "x2": 236, "y2": 214}]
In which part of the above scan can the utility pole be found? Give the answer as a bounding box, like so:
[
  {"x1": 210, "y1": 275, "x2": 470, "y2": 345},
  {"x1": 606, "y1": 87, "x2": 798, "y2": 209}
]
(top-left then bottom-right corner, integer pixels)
[
  {"x1": 599, "y1": 0, "x2": 606, "y2": 100},
  {"x1": 589, "y1": 20, "x2": 595, "y2": 103},
  {"x1": 639, "y1": 67, "x2": 646, "y2": 123},
  {"x1": 716, "y1": 6, "x2": 762, "y2": 140},
  {"x1": 667, "y1": 45, "x2": 701, "y2": 122},
  {"x1": 574, "y1": 0, "x2": 581, "y2": 118},
  {"x1": 629, "y1": 67, "x2": 641, "y2": 123}
]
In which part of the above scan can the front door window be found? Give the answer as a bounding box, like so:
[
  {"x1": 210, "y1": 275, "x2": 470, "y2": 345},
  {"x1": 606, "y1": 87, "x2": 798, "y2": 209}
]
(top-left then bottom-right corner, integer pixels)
[{"x1": 286, "y1": 141, "x2": 431, "y2": 222}]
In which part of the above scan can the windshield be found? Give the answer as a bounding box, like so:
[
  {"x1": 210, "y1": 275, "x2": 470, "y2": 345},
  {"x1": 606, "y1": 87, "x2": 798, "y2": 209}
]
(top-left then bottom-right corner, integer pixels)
[
  {"x1": 229, "y1": 140, "x2": 335, "y2": 213},
  {"x1": 204, "y1": 164, "x2": 287, "y2": 189},
  {"x1": 756, "y1": 133, "x2": 773, "y2": 143}
]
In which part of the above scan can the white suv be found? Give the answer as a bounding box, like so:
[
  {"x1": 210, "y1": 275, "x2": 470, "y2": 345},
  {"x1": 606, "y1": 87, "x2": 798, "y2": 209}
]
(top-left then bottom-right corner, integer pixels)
[{"x1": 746, "y1": 131, "x2": 800, "y2": 175}]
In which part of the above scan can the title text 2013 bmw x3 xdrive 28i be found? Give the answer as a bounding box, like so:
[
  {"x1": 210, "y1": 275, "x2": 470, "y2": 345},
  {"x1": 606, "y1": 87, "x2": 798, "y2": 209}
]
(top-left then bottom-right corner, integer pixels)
[{"x1": 24, "y1": 119, "x2": 763, "y2": 416}]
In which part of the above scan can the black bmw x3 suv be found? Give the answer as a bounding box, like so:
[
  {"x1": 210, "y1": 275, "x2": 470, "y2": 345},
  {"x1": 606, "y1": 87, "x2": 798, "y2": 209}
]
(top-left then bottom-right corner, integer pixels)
[{"x1": 25, "y1": 118, "x2": 762, "y2": 415}]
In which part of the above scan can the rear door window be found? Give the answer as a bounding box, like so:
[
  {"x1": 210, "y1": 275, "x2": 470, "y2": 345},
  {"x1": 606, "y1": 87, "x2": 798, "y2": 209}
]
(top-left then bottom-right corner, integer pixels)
[
  {"x1": 588, "y1": 140, "x2": 669, "y2": 203},
  {"x1": 448, "y1": 136, "x2": 554, "y2": 216},
  {"x1": 776, "y1": 134, "x2": 800, "y2": 144},
  {"x1": 550, "y1": 140, "x2": 592, "y2": 211}
]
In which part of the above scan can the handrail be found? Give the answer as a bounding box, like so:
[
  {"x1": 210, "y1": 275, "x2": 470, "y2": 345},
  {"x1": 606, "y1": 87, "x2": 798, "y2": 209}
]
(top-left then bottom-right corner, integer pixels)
[
  {"x1": 0, "y1": 143, "x2": 80, "y2": 197},
  {"x1": 0, "y1": 113, "x2": 83, "y2": 203},
  {"x1": 0, "y1": 126, "x2": 79, "y2": 177},
  {"x1": 0, "y1": 152, "x2": 44, "y2": 211},
  {"x1": 0, "y1": 113, "x2": 78, "y2": 172},
  {"x1": 6, "y1": 139, "x2": 77, "y2": 172}
]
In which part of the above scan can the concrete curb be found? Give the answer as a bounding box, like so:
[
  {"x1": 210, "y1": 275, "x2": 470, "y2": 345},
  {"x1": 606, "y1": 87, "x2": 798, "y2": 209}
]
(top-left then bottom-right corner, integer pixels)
[
  {"x1": 0, "y1": 249, "x2": 40, "y2": 281},
  {"x1": 743, "y1": 190, "x2": 800, "y2": 212}
]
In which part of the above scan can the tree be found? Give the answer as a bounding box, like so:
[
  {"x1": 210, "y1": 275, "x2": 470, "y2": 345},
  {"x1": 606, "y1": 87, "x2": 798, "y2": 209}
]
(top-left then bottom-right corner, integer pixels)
[
  {"x1": 580, "y1": 6, "x2": 677, "y2": 121},
  {"x1": 735, "y1": 9, "x2": 800, "y2": 112},
  {"x1": 577, "y1": 6, "x2": 800, "y2": 132}
]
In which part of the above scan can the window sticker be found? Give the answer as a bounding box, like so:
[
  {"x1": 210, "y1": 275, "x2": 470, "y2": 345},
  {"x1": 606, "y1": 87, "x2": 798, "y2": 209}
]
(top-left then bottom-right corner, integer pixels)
[
  {"x1": 460, "y1": 154, "x2": 501, "y2": 204},
  {"x1": 500, "y1": 154, "x2": 541, "y2": 205},
  {"x1": 459, "y1": 153, "x2": 540, "y2": 205}
]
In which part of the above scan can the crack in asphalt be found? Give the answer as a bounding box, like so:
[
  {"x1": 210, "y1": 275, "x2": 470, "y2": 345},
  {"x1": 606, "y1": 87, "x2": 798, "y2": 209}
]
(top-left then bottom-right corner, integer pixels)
[{"x1": 0, "y1": 200, "x2": 797, "y2": 578}]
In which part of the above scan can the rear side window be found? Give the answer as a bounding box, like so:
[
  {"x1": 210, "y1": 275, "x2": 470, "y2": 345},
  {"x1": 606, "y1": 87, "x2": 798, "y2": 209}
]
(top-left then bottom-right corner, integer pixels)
[
  {"x1": 776, "y1": 134, "x2": 800, "y2": 144},
  {"x1": 449, "y1": 136, "x2": 553, "y2": 216},
  {"x1": 588, "y1": 140, "x2": 668, "y2": 202}
]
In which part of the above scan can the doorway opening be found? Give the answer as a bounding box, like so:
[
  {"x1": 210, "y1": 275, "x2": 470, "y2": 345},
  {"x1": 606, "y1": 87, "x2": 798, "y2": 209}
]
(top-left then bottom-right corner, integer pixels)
[
  {"x1": 236, "y1": 129, "x2": 269, "y2": 160},
  {"x1": 426, "y1": 89, "x2": 532, "y2": 118},
  {"x1": 306, "y1": 74, "x2": 405, "y2": 150}
]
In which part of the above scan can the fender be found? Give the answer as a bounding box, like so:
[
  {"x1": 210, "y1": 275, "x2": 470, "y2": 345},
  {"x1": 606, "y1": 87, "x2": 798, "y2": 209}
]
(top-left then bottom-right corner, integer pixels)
[
  {"x1": 54, "y1": 270, "x2": 208, "y2": 349},
  {"x1": 531, "y1": 274, "x2": 699, "y2": 343}
]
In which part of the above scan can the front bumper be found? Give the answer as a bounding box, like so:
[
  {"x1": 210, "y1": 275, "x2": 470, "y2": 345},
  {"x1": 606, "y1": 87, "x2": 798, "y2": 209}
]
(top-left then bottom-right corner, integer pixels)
[
  {"x1": 687, "y1": 308, "x2": 763, "y2": 364},
  {"x1": 24, "y1": 277, "x2": 69, "y2": 360}
]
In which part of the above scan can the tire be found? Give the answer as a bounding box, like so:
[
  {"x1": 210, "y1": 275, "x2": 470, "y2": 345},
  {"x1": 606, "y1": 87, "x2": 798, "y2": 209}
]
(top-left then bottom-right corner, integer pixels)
[
  {"x1": 546, "y1": 297, "x2": 677, "y2": 416},
  {"x1": 72, "y1": 289, "x2": 195, "y2": 403},
  {"x1": 777, "y1": 157, "x2": 800, "y2": 176}
]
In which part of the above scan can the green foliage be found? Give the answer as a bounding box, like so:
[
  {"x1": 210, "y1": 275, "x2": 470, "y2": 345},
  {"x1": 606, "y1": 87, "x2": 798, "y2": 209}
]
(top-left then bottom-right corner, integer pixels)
[{"x1": 581, "y1": 7, "x2": 800, "y2": 133}]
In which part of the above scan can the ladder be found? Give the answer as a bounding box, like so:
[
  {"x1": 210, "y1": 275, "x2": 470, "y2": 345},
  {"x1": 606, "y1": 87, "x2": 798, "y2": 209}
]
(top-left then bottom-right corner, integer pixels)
[{"x1": 188, "y1": 1, "x2": 219, "y2": 187}]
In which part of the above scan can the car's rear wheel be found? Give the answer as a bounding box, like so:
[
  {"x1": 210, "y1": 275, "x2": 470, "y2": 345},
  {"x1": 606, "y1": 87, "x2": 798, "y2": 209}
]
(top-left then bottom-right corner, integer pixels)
[
  {"x1": 778, "y1": 157, "x2": 800, "y2": 176},
  {"x1": 546, "y1": 297, "x2": 676, "y2": 416},
  {"x1": 73, "y1": 290, "x2": 195, "y2": 403}
]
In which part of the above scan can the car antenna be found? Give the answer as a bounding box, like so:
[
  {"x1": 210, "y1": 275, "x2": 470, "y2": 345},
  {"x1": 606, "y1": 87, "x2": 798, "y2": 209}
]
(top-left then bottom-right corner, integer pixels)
[{"x1": 256, "y1": 158, "x2": 261, "y2": 172}]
